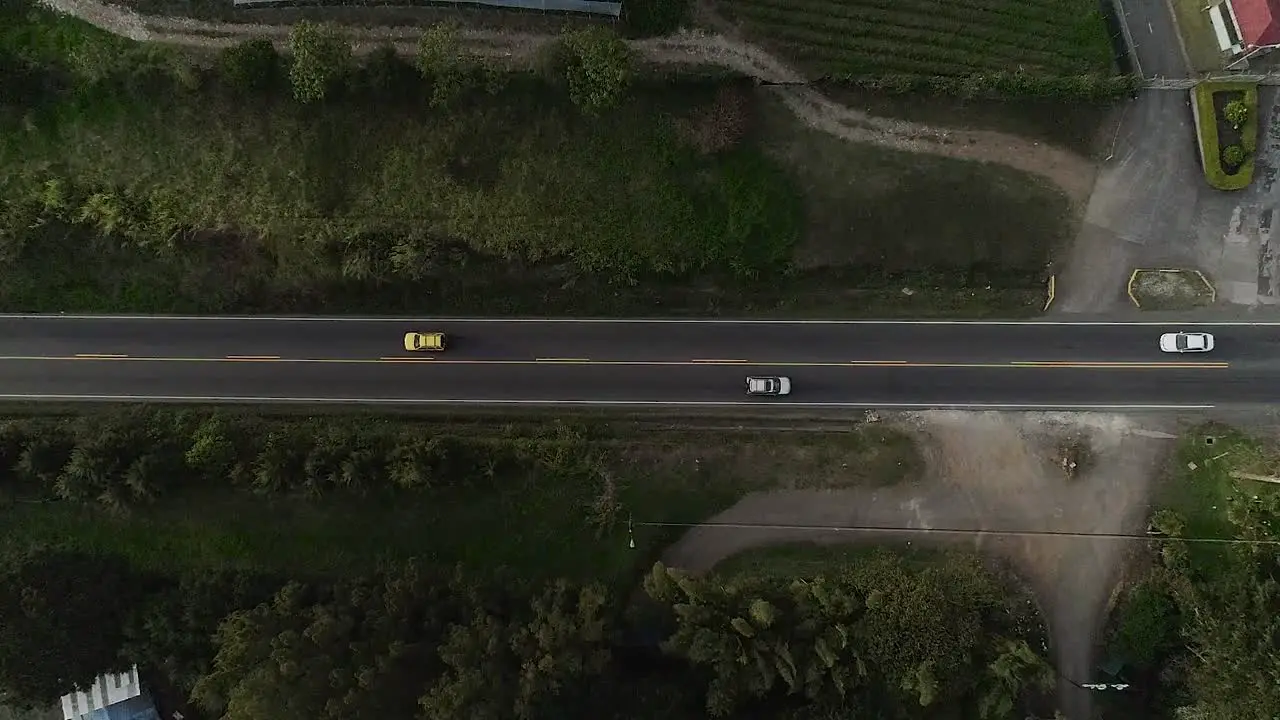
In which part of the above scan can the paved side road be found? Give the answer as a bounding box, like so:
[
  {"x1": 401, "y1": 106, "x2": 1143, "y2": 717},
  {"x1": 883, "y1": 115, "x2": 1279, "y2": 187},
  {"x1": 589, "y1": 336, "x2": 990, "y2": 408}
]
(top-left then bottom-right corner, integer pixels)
[{"x1": 1113, "y1": 0, "x2": 1190, "y2": 79}]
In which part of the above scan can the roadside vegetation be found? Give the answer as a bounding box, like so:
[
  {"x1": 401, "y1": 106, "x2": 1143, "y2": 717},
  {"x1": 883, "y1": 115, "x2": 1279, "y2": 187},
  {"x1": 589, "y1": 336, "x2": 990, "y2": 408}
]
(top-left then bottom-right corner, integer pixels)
[
  {"x1": 0, "y1": 407, "x2": 1057, "y2": 719},
  {"x1": 1099, "y1": 425, "x2": 1280, "y2": 719},
  {"x1": 0, "y1": 2, "x2": 1080, "y2": 317},
  {"x1": 1190, "y1": 81, "x2": 1258, "y2": 191}
]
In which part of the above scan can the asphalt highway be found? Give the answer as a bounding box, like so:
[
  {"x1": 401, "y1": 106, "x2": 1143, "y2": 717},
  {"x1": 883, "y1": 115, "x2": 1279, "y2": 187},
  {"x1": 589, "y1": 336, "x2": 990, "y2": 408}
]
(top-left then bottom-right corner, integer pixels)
[{"x1": 0, "y1": 315, "x2": 1275, "y2": 409}]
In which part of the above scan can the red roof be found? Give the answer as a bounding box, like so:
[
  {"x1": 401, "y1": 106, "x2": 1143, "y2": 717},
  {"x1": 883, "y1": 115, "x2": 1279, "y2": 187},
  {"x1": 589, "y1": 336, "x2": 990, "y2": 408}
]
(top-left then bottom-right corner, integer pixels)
[{"x1": 1232, "y1": 0, "x2": 1280, "y2": 47}]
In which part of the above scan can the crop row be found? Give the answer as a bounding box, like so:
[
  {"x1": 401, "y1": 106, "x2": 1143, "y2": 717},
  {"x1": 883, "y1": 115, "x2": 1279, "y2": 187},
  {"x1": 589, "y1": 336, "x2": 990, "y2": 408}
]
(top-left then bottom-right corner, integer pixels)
[
  {"x1": 743, "y1": 0, "x2": 1106, "y2": 27},
  {"x1": 727, "y1": 0, "x2": 1113, "y2": 69},
  {"x1": 731, "y1": 2, "x2": 1097, "y2": 72},
  {"x1": 783, "y1": 43, "x2": 985, "y2": 79},
  {"x1": 733, "y1": 0, "x2": 1110, "y2": 63},
  {"x1": 768, "y1": 25, "x2": 1017, "y2": 77},
  {"x1": 736, "y1": 6, "x2": 1103, "y2": 76}
]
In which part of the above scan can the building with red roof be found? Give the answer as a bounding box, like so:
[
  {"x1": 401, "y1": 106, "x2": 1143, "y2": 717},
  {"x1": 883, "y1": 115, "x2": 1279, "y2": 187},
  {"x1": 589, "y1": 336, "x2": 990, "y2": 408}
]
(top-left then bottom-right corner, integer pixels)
[
  {"x1": 1232, "y1": 0, "x2": 1280, "y2": 48},
  {"x1": 1204, "y1": 0, "x2": 1280, "y2": 66}
]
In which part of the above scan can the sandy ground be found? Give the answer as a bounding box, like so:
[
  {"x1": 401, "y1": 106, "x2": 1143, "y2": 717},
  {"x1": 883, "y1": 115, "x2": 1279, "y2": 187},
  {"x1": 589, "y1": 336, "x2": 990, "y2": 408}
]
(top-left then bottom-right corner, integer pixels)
[{"x1": 660, "y1": 411, "x2": 1175, "y2": 720}]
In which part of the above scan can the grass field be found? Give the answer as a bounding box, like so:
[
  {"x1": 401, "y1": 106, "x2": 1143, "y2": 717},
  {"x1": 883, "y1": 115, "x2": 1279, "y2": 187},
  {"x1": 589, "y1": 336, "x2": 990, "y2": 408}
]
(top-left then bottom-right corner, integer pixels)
[
  {"x1": 1162, "y1": 424, "x2": 1280, "y2": 567},
  {"x1": 0, "y1": 414, "x2": 921, "y2": 589},
  {"x1": 718, "y1": 0, "x2": 1116, "y2": 80},
  {"x1": 1170, "y1": 0, "x2": 1229, "y2": 72}
]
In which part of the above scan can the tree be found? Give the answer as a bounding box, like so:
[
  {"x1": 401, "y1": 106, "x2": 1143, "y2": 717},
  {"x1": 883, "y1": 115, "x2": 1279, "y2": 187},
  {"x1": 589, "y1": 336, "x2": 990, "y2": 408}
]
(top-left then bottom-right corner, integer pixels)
[
  {"x1": 122, "y1": 570, "x2": 281, "y2": 696},
  {"x1": 557, "y1": 28, "x2": 633, "y2": 114},
  {"x1": 419, "y1": 579, "x2": 612, "y2": 720},
  {"x1": 15, "y1": 431, "x2": 74, "y2": 488},
  {"x1": 845, "y1": 551, "x2": 990, "y2": 710},
  {"x1": 417, "y1": 22, "x2": 471, "y2": 109},
  {"x1": 287, "y1": 21, "x2": 351, "y2": 104},
  {"x1": 643, "y1": 562, "x2": 870, "y2": 716},
  {"x1": 1224, "y1": 99, "x2": 1249, "y2": 130},
  {"x1": 192, "y1": 563, "x2": 465, "y2": 720},
  {"x1": 219, "y1": 38, "x2": 282, "y2": 94},
  {"x1": 976, "y1": 638, "x2": 1056, "y2": 720},
  {"x1": 0, "y1": 548, "x2": 143, "y2": 706}
]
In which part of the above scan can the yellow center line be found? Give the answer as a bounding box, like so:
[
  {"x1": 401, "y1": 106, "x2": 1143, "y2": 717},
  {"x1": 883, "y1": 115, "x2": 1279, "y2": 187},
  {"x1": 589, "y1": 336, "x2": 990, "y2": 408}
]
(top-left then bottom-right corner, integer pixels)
[{"x1": 0, "y1": 356, "x2": 1234, "y2": 369}]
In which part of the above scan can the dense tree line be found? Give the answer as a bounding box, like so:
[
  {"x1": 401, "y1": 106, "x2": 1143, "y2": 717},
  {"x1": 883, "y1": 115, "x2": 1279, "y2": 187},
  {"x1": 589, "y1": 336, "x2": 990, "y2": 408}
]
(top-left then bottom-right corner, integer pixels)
[
  {"x1": 0, "y1": 546, "x2": 1058, "y2": 720},
  {"x1": 0, "y1": 410, "x2": 610, "y2": 514}
]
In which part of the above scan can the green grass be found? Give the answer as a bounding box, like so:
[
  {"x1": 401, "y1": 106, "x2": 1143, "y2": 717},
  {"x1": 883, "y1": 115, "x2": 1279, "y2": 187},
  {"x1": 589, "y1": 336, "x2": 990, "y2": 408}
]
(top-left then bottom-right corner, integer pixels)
[
  {"x1": 1170, "y1": 0, "x2": 1230, "y2": 72},
  {"x1": 0, "y1": 417, "x2": 921, "y2": 589},
  {"x1": 1163, "y1": 424, "x2": 1280, "y2": 566},
  {"x1": 718, "y1": 0, "x2": 1116, "y2": 80},
  {"x1": 1190, "y1": 82, "x2": 1258, "y2": 191},
  {"x1": 756, "y1": 94, "x2": 1073, "y2": 279},
  {"x1": 0, "y1": 0, "x2": 131, "y2": 67},
  {"x1": 710, "y1": 541, "x2": 943, "y2": 579}
]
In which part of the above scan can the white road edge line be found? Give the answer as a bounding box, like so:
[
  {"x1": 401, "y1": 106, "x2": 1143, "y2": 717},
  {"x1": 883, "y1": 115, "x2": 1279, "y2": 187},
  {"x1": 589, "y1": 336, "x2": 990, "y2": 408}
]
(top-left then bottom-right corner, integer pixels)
[
  {"x1": 4, "y1": 314, "x2": 1280, "y2": 326},
  {"x1": 0, "y1": 395, "x2": 1215, "y2": 409}
]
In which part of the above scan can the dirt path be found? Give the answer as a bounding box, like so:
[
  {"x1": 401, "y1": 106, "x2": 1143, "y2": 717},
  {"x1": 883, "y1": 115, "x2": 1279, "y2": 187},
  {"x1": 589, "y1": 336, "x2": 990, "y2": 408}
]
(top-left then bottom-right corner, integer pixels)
[
  {"x1": 38, "y1": 0, "x2": 1098, "y2": 205},
  {"x1": 660, "y1": 411, "x2": 1172, "y2": 720}
]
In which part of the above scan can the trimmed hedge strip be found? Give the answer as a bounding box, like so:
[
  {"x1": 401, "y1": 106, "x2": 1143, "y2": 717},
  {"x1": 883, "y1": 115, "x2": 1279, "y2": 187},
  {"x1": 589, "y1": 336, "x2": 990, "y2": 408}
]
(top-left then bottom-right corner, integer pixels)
[{"x1": 1190, "y1": 82, "x2": 1258, "y2": 191}]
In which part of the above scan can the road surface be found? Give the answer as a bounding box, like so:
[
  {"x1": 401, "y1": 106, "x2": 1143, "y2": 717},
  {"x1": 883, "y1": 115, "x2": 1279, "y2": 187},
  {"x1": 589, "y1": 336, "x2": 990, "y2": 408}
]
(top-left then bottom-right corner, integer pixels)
[{"x1": 0, "y1": 315, "x2": 1273, "y2": 409}]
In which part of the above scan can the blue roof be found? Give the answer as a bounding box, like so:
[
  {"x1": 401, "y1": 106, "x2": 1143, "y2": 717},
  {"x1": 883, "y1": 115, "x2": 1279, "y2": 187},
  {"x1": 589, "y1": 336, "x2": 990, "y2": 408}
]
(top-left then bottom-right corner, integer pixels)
[{"x1": 84, "y1": 696, "x2": 159, "y2": 720}]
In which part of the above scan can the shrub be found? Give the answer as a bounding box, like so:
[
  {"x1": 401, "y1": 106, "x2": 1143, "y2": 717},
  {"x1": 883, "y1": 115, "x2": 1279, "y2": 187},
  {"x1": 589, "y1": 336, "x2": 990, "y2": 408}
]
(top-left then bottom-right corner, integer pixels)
[
  {"x1": 621, "y1": 0, "x2": 691, "y2": 38},
  {"x1": 676, "y1": 83, "x2": 754, "y2": 154},
  {"x1": 416, "y1": 22, "x2": 471, "y2": 109},
  {"x1": 287, "y1": 21, "x2": 352, "y2": 104},
  {"x1": 1222, "y1": 144, "x2": 1245, "y2": 168},
  {"x1": 219, "y1": 38, "x2": 282, "y2": 94},
  {"x1": 1224, "y1": 99, "x2": 1249, "y2": 129},
  {"x1": 558, "y1": 27, "x2": 633, "y2": 114}
]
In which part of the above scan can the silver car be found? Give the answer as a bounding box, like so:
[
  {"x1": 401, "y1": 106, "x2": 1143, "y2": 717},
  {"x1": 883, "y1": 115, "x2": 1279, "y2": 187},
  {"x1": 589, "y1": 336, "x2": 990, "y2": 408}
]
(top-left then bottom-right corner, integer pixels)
[{"x1": 746, "y1": 376, "x2": 791, "y2": 396}]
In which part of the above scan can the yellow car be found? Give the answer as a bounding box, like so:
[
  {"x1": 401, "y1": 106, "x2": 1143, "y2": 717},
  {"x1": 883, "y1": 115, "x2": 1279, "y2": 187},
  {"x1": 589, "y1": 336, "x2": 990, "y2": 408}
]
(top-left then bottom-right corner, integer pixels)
[{"x1": 403, "y1": 332, "x2": 447, "y2": 352}]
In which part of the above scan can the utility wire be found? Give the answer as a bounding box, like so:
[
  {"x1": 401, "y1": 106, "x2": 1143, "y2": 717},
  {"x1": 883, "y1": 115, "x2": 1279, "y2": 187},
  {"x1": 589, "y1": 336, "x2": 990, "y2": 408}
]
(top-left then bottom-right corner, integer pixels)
[{"x1": 633, "y1": 520, "x2": 1280, "y2": 546}]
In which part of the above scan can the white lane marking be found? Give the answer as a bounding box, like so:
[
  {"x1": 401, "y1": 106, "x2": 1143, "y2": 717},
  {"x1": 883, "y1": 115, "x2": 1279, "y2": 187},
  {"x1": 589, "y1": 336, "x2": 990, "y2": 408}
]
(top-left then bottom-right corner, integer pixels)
[
  {"x1": 75, "y1": 353, "x2": 128, "y2": 358},
  {"x1": 0, "y1": 394, "x2": 1215, "y2": 409},
  {"x1": 5, "y1": 314, "x2": 1280, "y2": 327}
]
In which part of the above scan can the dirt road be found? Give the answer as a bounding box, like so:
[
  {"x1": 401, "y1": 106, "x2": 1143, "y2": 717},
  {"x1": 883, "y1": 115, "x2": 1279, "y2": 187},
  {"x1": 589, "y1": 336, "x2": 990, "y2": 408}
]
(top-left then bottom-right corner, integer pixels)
[{"x1": 661, "y1": 411, "x2": 1173, "y2": 720}]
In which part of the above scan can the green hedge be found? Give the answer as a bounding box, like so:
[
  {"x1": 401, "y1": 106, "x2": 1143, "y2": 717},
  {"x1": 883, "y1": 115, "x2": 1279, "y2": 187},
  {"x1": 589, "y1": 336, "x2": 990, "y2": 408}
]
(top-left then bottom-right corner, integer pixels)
[{"x1": 1191, "y1": 82, "x2": 1258, "y2": 191}]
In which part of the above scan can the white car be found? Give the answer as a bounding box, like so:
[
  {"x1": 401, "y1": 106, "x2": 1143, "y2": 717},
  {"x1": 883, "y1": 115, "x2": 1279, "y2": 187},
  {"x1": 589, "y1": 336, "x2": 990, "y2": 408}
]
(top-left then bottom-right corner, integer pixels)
[
  {"x1": 746, "y1": 376, "x2": 791, "y2": 396},
  {"x1": 1159, "y1": 332, "x2": 1214, "y2": 353}
]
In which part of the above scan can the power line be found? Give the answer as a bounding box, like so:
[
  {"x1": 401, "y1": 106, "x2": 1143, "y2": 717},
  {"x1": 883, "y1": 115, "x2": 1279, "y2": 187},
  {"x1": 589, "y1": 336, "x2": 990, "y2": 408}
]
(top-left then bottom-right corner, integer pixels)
[{"x1": 633, "y1": 520, "x2": 1280, "y2": 546}]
